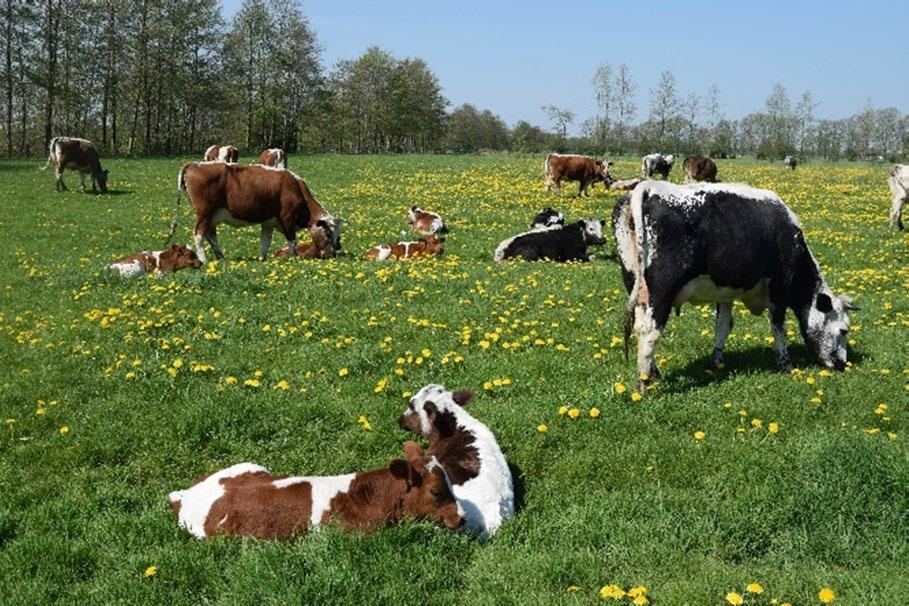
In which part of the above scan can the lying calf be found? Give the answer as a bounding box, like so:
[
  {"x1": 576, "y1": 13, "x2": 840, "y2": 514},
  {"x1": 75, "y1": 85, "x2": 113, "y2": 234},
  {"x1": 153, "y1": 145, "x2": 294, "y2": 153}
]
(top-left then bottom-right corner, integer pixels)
[
  {"x1": 531, "y1": 207, "x2": 564, "y2": 230},
  {"x1": 494, "y1": 218, "x2": 605, "y2": 262},
  {"x1": 275, "y1": 219, "x2": 341, "y2": 258},
  {"x1": 399, "y1": 384, "x2": 514, "y2": 539},
  {"x1": 408, "y1": 206, "x2": 448, "y2": 235},
  {"x1": 365, "y1": 234, "x2": 444, "y2": 260},
  {"x1": 168, "y1": 441, "x2": 464, "y2": 540},
  {"x1": 109, "y1": 244, "x2": 202, "y2": 277}
]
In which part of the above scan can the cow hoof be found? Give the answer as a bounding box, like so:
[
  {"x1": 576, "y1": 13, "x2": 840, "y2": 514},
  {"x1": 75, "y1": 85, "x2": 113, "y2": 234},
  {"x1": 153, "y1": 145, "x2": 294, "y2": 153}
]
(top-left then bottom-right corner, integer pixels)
[
  {"x1": 777, "y1": 359, "x2": 793, "y2": 373},
  {"x1": 711, "y1": 348, "x2": 725, "y2": 368}
]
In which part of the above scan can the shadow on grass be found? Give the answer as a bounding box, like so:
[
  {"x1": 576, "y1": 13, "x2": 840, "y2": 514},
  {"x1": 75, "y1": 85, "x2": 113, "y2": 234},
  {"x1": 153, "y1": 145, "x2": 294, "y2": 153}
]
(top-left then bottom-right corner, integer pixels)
[{"x1": 508, "y1": 461, "x2": 525, "y2": 514}]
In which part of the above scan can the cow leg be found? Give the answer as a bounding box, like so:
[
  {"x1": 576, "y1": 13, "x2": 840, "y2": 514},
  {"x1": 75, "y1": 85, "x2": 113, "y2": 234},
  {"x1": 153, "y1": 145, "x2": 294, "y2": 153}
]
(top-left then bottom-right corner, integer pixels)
[
  {"x1": 634, "y1": 303, "x2": 667, "y2": 390},
  {"x1": 260, "y1": 225, "x2": 273, "y2": 260},
  {"x1": 711, "y1": 302, "x2": 734, "y2": 367},
  {"x1": 55, "y1": 169, "x2": 66, "y2": 191},
  {"x1": 206, "y1": 229, "x2": 225, "y2": 260},
  {"x1": 79, "y1": 171, "x2": 87, "y2": 192},
  {"x1": 769, "y1": 304, "x2": 792, "y2": 372},
  {"x1": 577, "y1": 179, "x2": 587, "y2": 197},
  {"x1": 889, "y1": 193, "x2": 905, "y2": 230}
]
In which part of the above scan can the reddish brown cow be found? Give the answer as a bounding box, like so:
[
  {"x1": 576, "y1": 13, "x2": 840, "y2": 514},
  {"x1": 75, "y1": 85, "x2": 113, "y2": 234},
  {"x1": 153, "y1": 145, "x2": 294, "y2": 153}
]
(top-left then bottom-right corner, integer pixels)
[
  {"x1": 258, "y1": 148, "x2": 287, "y2": 169},
  {"x1": 364, "y1": 235, "x2": 445, "y2": 260},
  {"x1": 204, "y1": 144, "x2": 239, "y2": 163},
  {"x1": 682, "y1": 156, "x2": 718, "y2": 183},
  {"x1": 275, "y1": 221, "x2": 340, "y2": 259},
  {"x1": 42, "y1": 136, "x2": 109, "y2": 193},
  {"x1": 168, "y1": 441, "x2": 465, "y2": 540},
  {"x1": 408, "y1": 206, "x2": 447, "y2": 235},
  {"x1": 108, "y1": 244, "x2": 202, "y2": 277},
  {"x1": 544, "y1": 153, "x2": 614, "y2": 196},
  {"x1": 176, "y1": 163, "x2": 339, "y2": 262}
]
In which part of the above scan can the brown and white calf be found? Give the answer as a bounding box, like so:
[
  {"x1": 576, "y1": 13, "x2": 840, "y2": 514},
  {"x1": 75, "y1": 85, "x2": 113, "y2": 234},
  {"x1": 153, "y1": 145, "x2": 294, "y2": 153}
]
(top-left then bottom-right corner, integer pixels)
[
  {"x1": 176, "y1": 162, "x2": 340, "y2": 262},
  {"x1": 399, "y1": 385, "x2": 514, "y2": 540},
  {"x1": 408, "y1": 206, "x2": 447, "y2": 235},
  {"x1": 275, "y1": 220, "x2": 341, "y2": 259},
  {"x1": 168, "y1": 441, "x2": 465, "y2": 540},
  {"x1": 364, "y1": 235, "x2": 444, "y2": 260},
  {"x1": 258, "y1": 148, "x2": 287, "y2": 169},
  {"x1": 203, "y1": 144, "x2": 239, "y2": 163},
  {"x1": 544, "y1": 153, "x2": 614, "y2": 196},
  {"x1": 42, "y1": 136, "x2": 109, "y2": 193},
  {"x1": 108, "y1": 244, "x2": 202, "y2": 277}
]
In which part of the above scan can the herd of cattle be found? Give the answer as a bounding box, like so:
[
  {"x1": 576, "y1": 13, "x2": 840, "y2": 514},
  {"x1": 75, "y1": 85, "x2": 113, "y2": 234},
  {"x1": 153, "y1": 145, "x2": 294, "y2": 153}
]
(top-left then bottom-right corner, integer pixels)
[{"x1": 37, "y1": 135, "x2": 908, "y2": 540}]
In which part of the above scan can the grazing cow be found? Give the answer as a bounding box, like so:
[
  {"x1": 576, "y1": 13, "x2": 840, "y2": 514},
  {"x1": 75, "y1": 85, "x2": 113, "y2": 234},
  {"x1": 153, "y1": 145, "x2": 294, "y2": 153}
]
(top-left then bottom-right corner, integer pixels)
[
  {"x1": 275, "y1": 221, "x2": 341, "y2": 258},
  {"x1": 408, "y1": 206, "x2": 448, "y2": 235},
  {"x1": 259, "y1": 148, "x2": 287, "y2": 169},
  {"x1": 494, "y1": 218, "x2": 605, "y2": 262},
  {"x1": 784, "y1": 155, "x2": 798, "y2": 171},
  {"x1": 204, "y1": 144, "x2": 239, "y2": 163},
  {"x1": 640, "y1": 153, "x2": 675, "y2": 179},
  {"x1": 530, "y1": 207, "x2": 564, "y2": 230},
  {"x1": 176, "y1": 162, "x2": 340, "y2": 263},
  {"x1": 42, "y1": 136, "x2": 109, "y2": 193},
  {"x1": 108, "y1": 244, "x2": 202, "y2": 277},
  {"x1": 612, "y1": 181, "x2": 857, "y2": 390},
  {"x1": 398, "y1": 384, "x2": 514, "y2": 539},
  {"x1": 682, "y1": 156, "x2": 718, "y2": 183},
  {"x1": 544, "y1": 153, "x2": 614, "y2": 196},
  {"x1": 610, "y1": 178, "x2": 642, "y2": 191},
  {"x1": 168, "y1": 441, "x2": 465, "y2": 540},
  {"x1": 364, "y1": 235, "x2": 444, "y2": 260},
  {"x1": 887, "y1": 164, "x2": 908, "y2": 230}
]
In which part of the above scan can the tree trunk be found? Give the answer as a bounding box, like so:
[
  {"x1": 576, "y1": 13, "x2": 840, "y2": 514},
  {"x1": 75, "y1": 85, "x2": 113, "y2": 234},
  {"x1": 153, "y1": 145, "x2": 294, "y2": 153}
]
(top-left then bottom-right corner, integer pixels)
[{"x1": 4, "y1": 0, "x2": 13, "y2": 157}]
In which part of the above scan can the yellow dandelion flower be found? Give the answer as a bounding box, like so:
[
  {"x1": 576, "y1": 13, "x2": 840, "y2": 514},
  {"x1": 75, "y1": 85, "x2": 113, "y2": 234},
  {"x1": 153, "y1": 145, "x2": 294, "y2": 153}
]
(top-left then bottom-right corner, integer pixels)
[
  {"x1": 818, "y1": 587, "x2": 835, "y2": 603},
  {"x1": 566, "y1": 585, "x2": 579, "y2": 593},
  {"x1": 537, "y1": 424, "x2": 548, "y2": 432},
  {"x1": 558, "y1": 405, "x2": 568, "y2": 415},
  {"x1": 627, "y1": 586, "x2": 647, "y2": 598},
  {"x1": 631, "y1": 391, "x2": 642, "y2": 402},
  {"x1": 747, "y1": 583, "x2": 764, "y2": 594},
  {"x1": 358, "y1": 415, "x2": 372, "y2": 431},
  {"x1": 768, "y1": 422, "x2": 779, "y2": 433},
  {"x1": 568, "y1": 408, "x2": 580, "y2": 420},
  {"x1": 59, "y1": 425, "x2": 69, "y2": 435},
  {"x1": 725, "y1": 592, "x2": 743, "y2": 605},
  {"x1": 694, "y1": 430, "x2": 706, "y2": 441},
  {"x1": 751, "y1": 418, "x2": 763, "y2": 429},
  {"x1": 599, "y1": 584, "x2": 625, "y2": 599},
  {"x1": 614, "y1": 382, "x2": 627, "y2": 394},
  {"x1": 144, "y1": 566, "x2": 157, "y2": 578},
  {"x1": 243, "y1": 379, "x2": 260, "y2": 388},
  {"x1": 274, "y1": 380, "x2": 290, "y2": 391},
  {"x1": 589, "y1": 407, "x2": 601, "y2": 418},
  {"x1": 338, "y1": 368, "x2": 349, "y2": 377},
  {"x1": 479, "y1": 340, "x2": 490, "y2": 349}
]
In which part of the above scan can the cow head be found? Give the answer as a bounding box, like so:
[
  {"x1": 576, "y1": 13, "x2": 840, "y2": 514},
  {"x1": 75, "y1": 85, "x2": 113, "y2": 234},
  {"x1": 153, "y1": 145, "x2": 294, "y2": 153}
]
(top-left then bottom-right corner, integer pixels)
[
  {"x1": 422, "y1": 234, "x2": 445, "y2": 255},
  {"x1": 310, "y1": 217, "x2": 342, "y2": 258},
  {"x1": 531, "y1": 207, "x2": 565, "y2": 229},
  {"x1": 580, "y1": 218, "x2": 606, "y2": 245},
  {"x1": 159, "y1": 244, "x2": 202, "y2": 273},
  {"x1": 398, "y1": 384, "x2": 474, "y2": 441},
  {"x1": 595, "y1": 160, "x2": 615, "y2": 187},
  {"x1": 390, "y1": 441, "x2": 464, "y2": 530},
  {"x1": 805, "y1": 290, "x2": 857, "y2": 371},
  {"x1": 97, "y1": 169, "x2": 109, "y2": 193}
]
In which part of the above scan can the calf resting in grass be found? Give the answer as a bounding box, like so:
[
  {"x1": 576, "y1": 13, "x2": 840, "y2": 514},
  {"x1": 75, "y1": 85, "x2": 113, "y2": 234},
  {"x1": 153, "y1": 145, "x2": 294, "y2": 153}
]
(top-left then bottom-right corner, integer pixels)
[
  {"x1": 168, "y1": 441, "x2": 465, "y2": 540},
  {"x1": 108, "y1": 244, "x2": 201, "y2": 277},
  {"x1": 399, "y1": 384, "x2": 514, "y2": 539},
  {"x1": 364, "y1": 234, "x2": 444, "y2": 260}
]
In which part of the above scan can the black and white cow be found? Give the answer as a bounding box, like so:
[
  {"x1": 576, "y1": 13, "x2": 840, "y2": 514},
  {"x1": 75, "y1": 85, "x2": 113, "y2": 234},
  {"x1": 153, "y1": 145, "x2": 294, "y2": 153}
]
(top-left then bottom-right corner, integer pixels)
[
  {"x1": 641, "y1": 153, "x2": 675, "y2": 179},
  {"x1": 784, "y1": 156, "x2": 798, "y2": 171},
  {"x1": 612, "y1": 181, "x2": 856, "y2": 389},
  {"x1": 494, "y1": 218, "x2": 605, "y2": 262},
  {"x1": 530, "y1": 207, "x2": 565, "y2": 230}
]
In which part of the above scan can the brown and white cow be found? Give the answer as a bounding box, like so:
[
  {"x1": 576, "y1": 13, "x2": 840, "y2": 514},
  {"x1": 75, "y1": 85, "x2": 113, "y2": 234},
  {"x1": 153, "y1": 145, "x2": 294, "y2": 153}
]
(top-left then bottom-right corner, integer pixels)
[
  {"x1": 42, "y1": 137, "x2": 109, "y2": 193},
  {"x1": 544, "y1": 153, "x2": 614, "y2": 196},
  {"x1": 108, "y1": 244, "x2": 202, "y2": 277},
  {"x1": 364, "y1": 235, "x2": 444, "y2": 260},
  {"x1": 887, "y1": 164, "x2": 908, "y2": 230},
  {"x1": 176, "y1": 162, "x2": 340, "y2": 262},
  {"x1": 682, "y1": 156, "x2": 718, "y2": 183},
  {"x1": 258, "y1": 148, "x2": 287, "y2": 169},
  {"x1": 168, "y1": 441, "x2": 465, "y2": 540},
  {"x1": 275, "y1": 220, "x2": 341, "y2": 259},
  {"x1": 203, "y1": 144, "x2": 239, "y2": 163},
  {"x1": 408, "y1": 206, "x2": 447, "y2": 235}
]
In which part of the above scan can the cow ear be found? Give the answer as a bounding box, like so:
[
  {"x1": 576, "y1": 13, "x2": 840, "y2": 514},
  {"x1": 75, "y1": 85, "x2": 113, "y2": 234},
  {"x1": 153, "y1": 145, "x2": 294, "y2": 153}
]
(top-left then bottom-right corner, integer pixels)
[
  {"x1": 403, "y1": 440, "x2": 423, "y2": 463},
  {"x1": 600, "y1": 219, "x2": 606, "y2": 228},
  {"x1": 389, "y1": 459, "x2": 410, "y2": 481},
  {"x1": 607, "y1": 160, "x2": 614, "y2": 166},
  {"x1": 316, "y1": 219, "x2": 327, "y2": 229},
  {"x1": 816, "y1": 293, "x2": 833, "y2": 313},
  {"x1": 452, "y1": 390, "x2": 474, "y2": 407}
]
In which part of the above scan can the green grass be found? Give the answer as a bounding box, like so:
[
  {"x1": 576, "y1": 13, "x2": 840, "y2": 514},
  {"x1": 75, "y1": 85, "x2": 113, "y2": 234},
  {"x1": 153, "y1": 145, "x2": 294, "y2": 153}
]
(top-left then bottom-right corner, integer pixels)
[{"x1": 0, "y1": 154, "x2": 906, "y2": 605}]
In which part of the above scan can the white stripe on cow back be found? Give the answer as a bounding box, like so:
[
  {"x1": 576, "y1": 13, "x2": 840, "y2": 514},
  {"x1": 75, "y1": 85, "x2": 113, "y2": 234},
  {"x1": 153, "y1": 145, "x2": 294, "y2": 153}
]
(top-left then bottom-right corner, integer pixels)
[
  {"x1": 273, "y1": 474, "x2": 356, "y2": 527},
  {"x1": 169, "y1": 463, "x2": 269, "y2": 539},
  {"x1": 493, "y1": 224, "x2": 562, "y2": 261}
]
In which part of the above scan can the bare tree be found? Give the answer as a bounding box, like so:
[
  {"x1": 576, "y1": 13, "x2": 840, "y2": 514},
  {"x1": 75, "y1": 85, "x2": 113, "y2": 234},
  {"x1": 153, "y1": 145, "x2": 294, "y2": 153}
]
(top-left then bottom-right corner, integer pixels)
[
  {"x1": 648, "y1": 70, "x2": 680, "y2": 144},
  {"x1": 591, "y1": 63, "x2": 613, "y2": 148},
  {"x1": 542, "y1": 104, "x2": 575, "y2": 149},
  {"x1": 613, "y1": 63, "x2": 636, "y2": 153}
]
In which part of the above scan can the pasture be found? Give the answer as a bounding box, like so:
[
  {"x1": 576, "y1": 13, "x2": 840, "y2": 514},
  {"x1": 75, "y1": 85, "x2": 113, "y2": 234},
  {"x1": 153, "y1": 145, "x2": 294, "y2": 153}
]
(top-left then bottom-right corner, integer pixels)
[{"x1": 0, "y1": 155, "x2": 906, "y2": 605}]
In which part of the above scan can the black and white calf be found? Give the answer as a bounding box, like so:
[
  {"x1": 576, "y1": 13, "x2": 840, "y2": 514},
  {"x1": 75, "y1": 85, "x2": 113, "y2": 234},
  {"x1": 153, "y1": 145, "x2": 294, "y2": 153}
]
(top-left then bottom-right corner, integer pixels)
[
  {"x1": 784, "y1": 156, "x2": 798, "y2": 170},
  {"x1": 612, "y1": 181, "x2": 856, "y2": 389},
  {"x1": 530, "y1": 207, "x2": 564, "y2": 230},
  {"x1": 641, "y1": 153, "x2": 675, "y2": 179},
  {"x1": 494, "y1": 218, "x2": 605, "y2": 262}
]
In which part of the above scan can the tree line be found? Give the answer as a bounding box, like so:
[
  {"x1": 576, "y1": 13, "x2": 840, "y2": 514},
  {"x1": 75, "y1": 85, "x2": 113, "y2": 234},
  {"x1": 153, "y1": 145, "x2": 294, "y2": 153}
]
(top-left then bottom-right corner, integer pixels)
[{"x1": 3, "y1": 1, "x2": 906, "y2": 160}]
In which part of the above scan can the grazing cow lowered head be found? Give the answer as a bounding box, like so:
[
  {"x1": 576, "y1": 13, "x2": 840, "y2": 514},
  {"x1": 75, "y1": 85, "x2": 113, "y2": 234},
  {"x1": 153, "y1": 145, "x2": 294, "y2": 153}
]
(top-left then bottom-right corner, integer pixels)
[
  {"x1": 275, "y1": 219, "x2": 342, "y2": 259},
  {"x1": 531, "y1": 207, "x2": 564, "y2": 230},
  {"x1": 640, "y1": 153, "x2": 675, "y2": 179},
  {"x1": 398, "y1": 384, "x2": 514, "y2": 539},
  {"x1": 544, "y1": 153, "x2": 614, "y2": 196},
  {"x1": 494, "y1": 217, "x2": 605, "y2": 262},
  {"x1": 168, "y1": 441, "x2": 465, "y2": 540},
  {"x1": 108, "y1": 244, "x2": 202, "y2": 277},
  {"x1": 364, "y1": 234, "x2": 444, "y2": 260},
  {"x1": 612, "y1": 181, "x2": 856, "y2": 390},
  {"x1": 42, "y1": 136, "x2": 109, "y2": 193},
  {"x1": 408, "y1": 206, "x2": 448, "y2": 235},
  {"x1": 204, "y1": 144, "x2": 239, "y2": 163},
  {"x1": 175, "y1": 162, "x2": 339, "y2": 262}
]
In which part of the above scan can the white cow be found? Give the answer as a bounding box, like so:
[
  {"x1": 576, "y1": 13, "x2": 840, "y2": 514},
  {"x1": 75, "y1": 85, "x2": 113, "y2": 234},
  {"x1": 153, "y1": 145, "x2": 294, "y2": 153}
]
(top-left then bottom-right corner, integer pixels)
[{"x1": 888, "y1": 164, "x2": 908, "y2": 230}]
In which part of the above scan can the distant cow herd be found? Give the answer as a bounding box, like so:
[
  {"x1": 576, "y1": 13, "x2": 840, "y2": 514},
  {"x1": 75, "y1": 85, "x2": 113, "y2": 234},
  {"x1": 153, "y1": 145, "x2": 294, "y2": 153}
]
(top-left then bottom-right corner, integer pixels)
[{"x1": 37, "y1": 135, "x2": 905, "y2": 541}]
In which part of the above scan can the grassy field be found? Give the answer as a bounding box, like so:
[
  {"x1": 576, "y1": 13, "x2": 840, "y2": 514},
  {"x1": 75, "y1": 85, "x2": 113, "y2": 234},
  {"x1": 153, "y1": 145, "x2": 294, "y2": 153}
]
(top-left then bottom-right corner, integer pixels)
[{"x1": 0, "y1": 154, "x2": 906, "y2": 605}]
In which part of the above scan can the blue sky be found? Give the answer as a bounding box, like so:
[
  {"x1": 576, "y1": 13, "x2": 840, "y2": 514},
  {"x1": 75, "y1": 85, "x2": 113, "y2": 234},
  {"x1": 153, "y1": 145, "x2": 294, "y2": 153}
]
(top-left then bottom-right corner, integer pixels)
[{"x1": 222, "y1": 0, "x2": 908, "y2": 133}]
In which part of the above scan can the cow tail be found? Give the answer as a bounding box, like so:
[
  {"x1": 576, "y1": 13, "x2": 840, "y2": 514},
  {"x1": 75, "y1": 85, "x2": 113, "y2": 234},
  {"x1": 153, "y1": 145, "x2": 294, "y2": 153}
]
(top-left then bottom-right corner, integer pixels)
[
  {"x1": 165, "y1": 165, "x2": 190, "y2": 245},
  {"x1": 623, "y1": 185, "x2": 648, "y2": 360},
  {"x1": 543, "y1": 154, "x2": 553, "y2": 189},
  {"x1": 39, "y1": 137, "x2": 57, "y2": 171}
]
